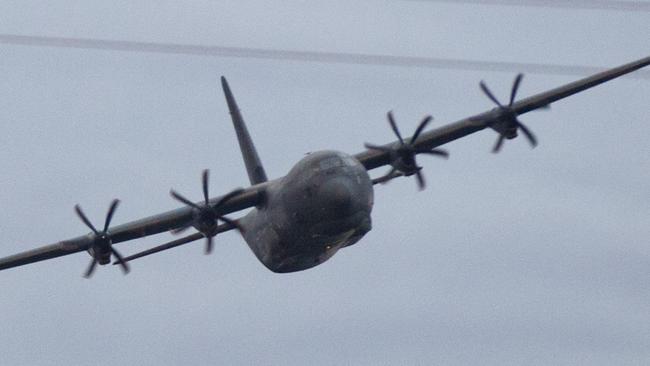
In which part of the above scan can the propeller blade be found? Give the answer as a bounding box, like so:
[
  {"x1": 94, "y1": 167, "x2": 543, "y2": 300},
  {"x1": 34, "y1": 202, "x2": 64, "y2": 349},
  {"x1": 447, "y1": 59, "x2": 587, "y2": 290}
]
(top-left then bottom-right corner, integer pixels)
[
  {"x1": 370, "y1": 111, "x2": 449, "y2": 191},
  {"x1": 516, "y1": 121, "x2": 538, "y2": 148},
  {"x1": 202, "y1": 169, "x2": 210, "y2": 206},
  {"x1": 480, "y1": 81, "x2": 503, "y2": 107},
  {"x1": 170, "y1": 190, "x2": 201, "y2": 209},
  {"x1": 418, "y1": 148, "x2": 449, "y2": 158},
  {"x1": 411, "y1": 115, "x2": 433, "y2": 144},
  {"x1": 75, "y1": 205, "x2": 99, "y2": 234},
  {"x1": 103, "y1": 199, "x2": 120, "y2": 233},
  {"x1": 371, "y1": 167, "x2": 398, "y2": 185},
  {"x1": 482, "y1": 74, "x2": 539, "y2": 151},
  {"x1": 84, "y1": 258, "x2": 98, "y2": 278},
  {"x1": 364, "y1": 143, "x2": 394, "y2": 153},
  {"x1": 111, "y1": 248, "x2": 130, "y2": 274},
  {"x1": 205, "y1": 235, "x2": 213, "y2": 255},
  {"x1": 387, "y1": 111, "x2": 405, "y2": 144},
  {"x1": 509, "y1": 74, "x2": 524, "y2": 106},
  {"x1": 415, "y1": 170, "x2": 426, "y2": 190},
  {"x1": 493, "y1": 135, "x2": 506, "y2": 153},
  {"x1": 214, "y1": 188, "x2": 245, "y2": 209}
]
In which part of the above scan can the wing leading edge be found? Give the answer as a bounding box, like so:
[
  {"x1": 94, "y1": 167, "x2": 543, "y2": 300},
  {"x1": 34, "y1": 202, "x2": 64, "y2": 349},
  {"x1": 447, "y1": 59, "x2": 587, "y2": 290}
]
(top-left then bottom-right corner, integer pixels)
[
  {"x1": 0, "y1": 76, "x2": 271, "y2": 274},
  {"x1": 0, "y1": 186, "x2": 265, "y2": 272},
  {"x1": 1, "y1": 56, "x2": 647, "y2": 273},
  {"x1": 355, "y1": 56, "x2": 650, "y2": 170}
]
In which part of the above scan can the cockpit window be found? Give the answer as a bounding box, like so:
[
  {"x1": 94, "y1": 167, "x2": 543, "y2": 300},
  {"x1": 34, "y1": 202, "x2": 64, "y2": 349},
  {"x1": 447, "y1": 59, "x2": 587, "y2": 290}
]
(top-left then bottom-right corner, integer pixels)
[
  {"x1": 319, "y1": 157, "x2": 343, "y2": 170},
  {"x1": 339, "y1": 154, "x2": 358, "y2": 167}
]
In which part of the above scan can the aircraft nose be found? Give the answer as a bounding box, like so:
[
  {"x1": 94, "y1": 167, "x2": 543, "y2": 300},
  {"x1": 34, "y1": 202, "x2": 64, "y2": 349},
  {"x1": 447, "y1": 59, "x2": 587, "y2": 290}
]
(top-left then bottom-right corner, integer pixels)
[{"x1": 318, "y1": 178, "x2": 355, "y2": 213}]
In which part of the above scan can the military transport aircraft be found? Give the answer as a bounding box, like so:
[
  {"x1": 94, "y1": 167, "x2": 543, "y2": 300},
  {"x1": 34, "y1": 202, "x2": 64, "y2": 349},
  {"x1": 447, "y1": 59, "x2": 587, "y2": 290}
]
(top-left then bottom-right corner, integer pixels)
[{"x1": 1, "y1": 56, "x2": 648, "y2": 277}]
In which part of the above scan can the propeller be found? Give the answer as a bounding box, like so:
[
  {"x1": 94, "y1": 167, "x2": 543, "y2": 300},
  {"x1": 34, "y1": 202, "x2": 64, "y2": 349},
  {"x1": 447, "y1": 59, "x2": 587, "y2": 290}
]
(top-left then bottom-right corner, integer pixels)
[
  {"x1": 365, "y1": 111, "x2": 448, "y2": 190},
  {"x1": 170, "y1": 169, "x2": 243, "y2": 254},
  {"x1": 479, "y1": 73, "x2": 538, "y2": 153},
  {"x1": 75, "y1": 199, "x2": 129, "y2": 278}
]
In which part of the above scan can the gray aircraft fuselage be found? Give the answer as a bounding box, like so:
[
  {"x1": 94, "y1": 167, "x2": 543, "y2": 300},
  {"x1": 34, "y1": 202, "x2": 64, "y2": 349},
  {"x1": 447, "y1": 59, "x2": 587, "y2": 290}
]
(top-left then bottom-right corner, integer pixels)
[{"x1": 239, "y1": 150, "x2": 374, "y2": 273}]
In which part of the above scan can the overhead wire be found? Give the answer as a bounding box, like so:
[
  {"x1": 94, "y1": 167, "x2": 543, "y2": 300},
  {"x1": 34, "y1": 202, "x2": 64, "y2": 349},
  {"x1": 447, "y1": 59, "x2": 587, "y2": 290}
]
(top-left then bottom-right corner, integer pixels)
[
  {"x1": 1, "y1": 34, "x2": 649, "y2": 80},
  {"x1": 405, "y1": 0, "x2": 650, "y2": 12}
]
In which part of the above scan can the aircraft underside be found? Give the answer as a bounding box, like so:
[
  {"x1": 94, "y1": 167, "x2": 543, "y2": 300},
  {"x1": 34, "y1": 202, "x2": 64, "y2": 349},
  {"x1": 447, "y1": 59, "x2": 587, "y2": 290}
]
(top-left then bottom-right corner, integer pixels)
[{"x1": 240, "y1": 150, "x2": 374, "y2": 272}]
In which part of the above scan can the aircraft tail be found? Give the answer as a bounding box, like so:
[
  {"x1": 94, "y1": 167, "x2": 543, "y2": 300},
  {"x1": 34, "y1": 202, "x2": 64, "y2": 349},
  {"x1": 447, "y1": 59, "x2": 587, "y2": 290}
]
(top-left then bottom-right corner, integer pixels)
[{"x1": 220, "y1": 76, "x2": 268, "y2": 186}]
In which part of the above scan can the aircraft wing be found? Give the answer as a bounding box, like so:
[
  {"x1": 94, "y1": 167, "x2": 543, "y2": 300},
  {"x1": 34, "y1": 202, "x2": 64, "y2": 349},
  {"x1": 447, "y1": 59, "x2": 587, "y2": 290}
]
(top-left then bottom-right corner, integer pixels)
[
  {"x1": 354, "y1": 56, "x2": 650, "y2": 171},
  {"x1": 1, "y1": 55, "x2": 647, "y2": 274},
  {"x1": 0, "y1": 186, "x2": 264, "y2": 272}
]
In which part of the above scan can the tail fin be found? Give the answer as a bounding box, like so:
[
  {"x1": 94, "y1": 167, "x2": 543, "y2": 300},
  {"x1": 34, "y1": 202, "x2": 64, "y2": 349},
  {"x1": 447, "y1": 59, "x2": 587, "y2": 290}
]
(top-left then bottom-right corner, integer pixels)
[{"x1": 220, "y1": 76, "x2": 268, "y2": 185}]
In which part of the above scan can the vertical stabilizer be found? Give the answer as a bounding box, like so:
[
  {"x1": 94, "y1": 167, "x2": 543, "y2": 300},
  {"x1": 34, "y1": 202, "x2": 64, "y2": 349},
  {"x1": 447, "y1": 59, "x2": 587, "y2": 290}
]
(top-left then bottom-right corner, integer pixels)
[{"x1": 221, "y1": 76, "x2": 268, "y2": 185}]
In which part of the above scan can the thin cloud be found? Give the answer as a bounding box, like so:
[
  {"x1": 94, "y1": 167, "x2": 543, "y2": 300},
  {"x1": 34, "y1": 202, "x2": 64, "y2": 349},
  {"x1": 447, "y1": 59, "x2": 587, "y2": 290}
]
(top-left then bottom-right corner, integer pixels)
[
  {"x1": 406, "y1": 0, "x2": 650, "y2": 12},
  {"x1": 1, "y1": 34, "x2": 649, "y2": 80}
]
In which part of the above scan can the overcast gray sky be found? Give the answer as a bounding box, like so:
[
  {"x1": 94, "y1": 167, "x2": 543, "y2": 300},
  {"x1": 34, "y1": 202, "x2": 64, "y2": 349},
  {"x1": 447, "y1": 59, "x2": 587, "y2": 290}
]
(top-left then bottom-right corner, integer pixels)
[{"x1": 0, "y1": 1, "x2": 649, "y2": 365}]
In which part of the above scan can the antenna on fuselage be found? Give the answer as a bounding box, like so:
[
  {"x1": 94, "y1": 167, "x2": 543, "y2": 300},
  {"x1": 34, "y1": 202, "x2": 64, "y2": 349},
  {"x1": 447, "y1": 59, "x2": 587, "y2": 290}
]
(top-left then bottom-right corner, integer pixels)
[{"x1": 221, "y1": 76, "x2": 268, "y2": 186}]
